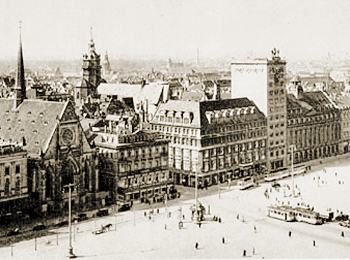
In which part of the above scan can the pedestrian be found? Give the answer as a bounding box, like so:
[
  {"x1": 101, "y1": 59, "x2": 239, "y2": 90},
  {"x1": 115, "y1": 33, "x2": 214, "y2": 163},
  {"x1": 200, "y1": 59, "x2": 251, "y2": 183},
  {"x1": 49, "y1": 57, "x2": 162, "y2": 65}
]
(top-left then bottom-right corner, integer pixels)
[
  {"x1": 222, "y1": 237, "x2": 225, "y2": 244},
  {"x1": 289, "y1": 231, "x2": 292, "y2": 237},
  {"x1": 313, "y1": 240, "x2": 316, "y2": 247},
  {"x1": 157, "y1": 208, "x2": 159, "y2": 214},
  {"x1": 195, "y1": 242, "x2": 199, "y2": 250},
  {"x1": 254, "y1": 225, "x2": 257, "y2": 233},
  {"x1": 252, "y1": 247, "x2": 255, "y2": 255},
  {"x1": 183, "y1": 214, "x2": 185, "y2": 220},
  {"x1": 341, "y1": 231, "x2": 345, "y2": 237},
  {"x1": 243, "y1": 249, "x2": 246, "y2": 257},
  {"x1": 219, "y1": 217, "x2": 221, "y2": 223},
  {"x1": 237, "y1": 214, "x2": 239, "y2": 220},
  {"x1": 198, "y1": 222, "x2": 202, "y2": 228}
]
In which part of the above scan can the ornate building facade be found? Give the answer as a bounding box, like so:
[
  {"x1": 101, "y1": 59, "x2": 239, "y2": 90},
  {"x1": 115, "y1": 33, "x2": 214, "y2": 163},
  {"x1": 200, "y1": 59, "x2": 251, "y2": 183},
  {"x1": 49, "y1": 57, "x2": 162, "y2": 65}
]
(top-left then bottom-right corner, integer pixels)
[
  {"x1": 287, "y1": 78, "x2": 341, "y2": 165},
  {"x1": 97, "y1": 131, "x2": 173, "y2": 204},
  {"x1": 150, "y1": 99, "x2": 267, "y2": 188},
  {"x1": 0, "y1": 142, "x2": 28, "y2": 219}
]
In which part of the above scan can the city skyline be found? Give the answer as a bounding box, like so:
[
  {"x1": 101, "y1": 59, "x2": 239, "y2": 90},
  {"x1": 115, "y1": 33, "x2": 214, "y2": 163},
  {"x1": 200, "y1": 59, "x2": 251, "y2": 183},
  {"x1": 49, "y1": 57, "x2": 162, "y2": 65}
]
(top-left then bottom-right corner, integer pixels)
[{"x1": 1, "y1": 0, "x2": 350, "y2": 61}]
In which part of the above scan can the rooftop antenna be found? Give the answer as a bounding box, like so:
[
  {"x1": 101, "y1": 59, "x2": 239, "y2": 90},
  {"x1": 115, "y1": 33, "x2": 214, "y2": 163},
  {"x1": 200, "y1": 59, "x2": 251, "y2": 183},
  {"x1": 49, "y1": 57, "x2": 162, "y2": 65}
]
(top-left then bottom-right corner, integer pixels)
[{"x1": 19, "y1": 20, "x2": 22, "y2": 39}]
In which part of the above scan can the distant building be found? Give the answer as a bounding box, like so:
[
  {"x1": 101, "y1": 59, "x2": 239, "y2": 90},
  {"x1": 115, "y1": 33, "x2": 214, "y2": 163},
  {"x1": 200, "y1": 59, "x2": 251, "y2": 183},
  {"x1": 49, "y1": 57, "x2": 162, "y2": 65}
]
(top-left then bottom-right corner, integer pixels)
[
  {"x1": 150, "y1": 99, "x2": 267, "y2": 188},
  {"x1": 102, "y1": 51, "x2": 112, "y2": 77},
  {"x1": 0, "y1": 142, "x2": 28, "y2": 219},
  {"x1": 231, "y1": 49, "x2": 288, "y2": 173},
  {"x1": 97, "y1": 82, "x2": 170, "y2": 121}
]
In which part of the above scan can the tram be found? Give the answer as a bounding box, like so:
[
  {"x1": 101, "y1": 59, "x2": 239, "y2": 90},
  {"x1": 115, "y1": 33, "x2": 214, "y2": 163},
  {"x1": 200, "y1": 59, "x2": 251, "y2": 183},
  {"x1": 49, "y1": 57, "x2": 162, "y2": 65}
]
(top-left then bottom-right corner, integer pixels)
[
  {"x1": 294, "y1": 207, "x2": 323, "y2": 225},
  {"x1": 267, "y1": 205, "x2": 296, "y2": 222},
  {"x1": 237, "y1": 177, "x2": 255, "y2": 190}
]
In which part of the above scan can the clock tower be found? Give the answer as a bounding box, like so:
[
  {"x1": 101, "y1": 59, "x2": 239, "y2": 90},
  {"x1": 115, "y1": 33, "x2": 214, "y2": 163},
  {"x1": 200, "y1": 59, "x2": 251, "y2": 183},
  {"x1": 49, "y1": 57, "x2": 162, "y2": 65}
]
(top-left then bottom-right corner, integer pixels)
[{"x1": 75, "y1": 27, "x2": 102, "y2": 106}]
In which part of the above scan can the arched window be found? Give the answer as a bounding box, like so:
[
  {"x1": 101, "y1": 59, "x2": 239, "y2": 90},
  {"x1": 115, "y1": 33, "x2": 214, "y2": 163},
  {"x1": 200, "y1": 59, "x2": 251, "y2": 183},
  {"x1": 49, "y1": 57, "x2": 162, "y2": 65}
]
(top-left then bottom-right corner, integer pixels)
[
  {"x1": 46, "y1": 169, "x2": 53, "y2": 198},
  {"x1": 61, "y1": 160, "x2": 77, "y2": 190},
  {"x1": 15, "y1": 176, "x2": 21, "y2": 194},
  {"x1": 4, "y1": 178, "x2": 10, "y2": 196},
  {"x1": 84, "y1": 161, "x2": 90, "y2": 190}
]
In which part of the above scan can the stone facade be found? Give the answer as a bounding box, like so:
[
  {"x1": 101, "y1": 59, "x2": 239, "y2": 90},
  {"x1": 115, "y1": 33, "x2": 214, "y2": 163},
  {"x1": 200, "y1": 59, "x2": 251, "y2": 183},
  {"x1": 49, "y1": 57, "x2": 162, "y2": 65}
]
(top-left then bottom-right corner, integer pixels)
[
  {"x1": 150, "y1": 99, "x2": 267, "y2": 188},
  {"x1": 0, "y1": 143, "x2": 28, "y2": 218},
  {"x1": 286, "y1": 83, "x2": 341, "y2": 165},
  {"x1": 97, "y1": 131, "x2": 173, "y2": 204}
]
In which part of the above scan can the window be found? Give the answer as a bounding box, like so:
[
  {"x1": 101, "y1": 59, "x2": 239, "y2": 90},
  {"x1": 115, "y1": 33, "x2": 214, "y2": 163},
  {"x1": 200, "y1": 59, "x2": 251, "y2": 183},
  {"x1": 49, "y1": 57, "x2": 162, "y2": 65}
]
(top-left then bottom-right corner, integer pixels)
[
  {"x1": 15, "y1": 176, "x2": 20, "y2": 194},
  {"x1": 5, "y1": 166, "x2": 10, "y2": 176},
  {"x1": 4, "y1": 178, "x2": 10, "y2": 196},
  {"x1": 16, "y1": 165, "x2": 20, "y2": 174}
]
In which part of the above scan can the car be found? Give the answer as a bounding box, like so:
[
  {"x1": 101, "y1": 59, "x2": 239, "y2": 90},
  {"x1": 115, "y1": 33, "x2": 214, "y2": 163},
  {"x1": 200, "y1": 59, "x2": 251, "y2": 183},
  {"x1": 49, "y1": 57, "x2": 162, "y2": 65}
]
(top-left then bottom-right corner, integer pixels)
[
  {"x1": 339, "y1": 221, "x2": 350, "y2": 228},
  {"x1": 32, "y1": 224, "x2": 46, "y2": 231},
  {"x1": 118, "y1": 203, "x2": 131, "y2": 212},
  {"x1": 6, "y1": 228, "x2": 20, "y2": 236},
  {"x1": 96, "y1": 209, "x2": 109, "y2": 217},
  {"x1": 272, "y1": 182, "x2": 281, "y2": 188},
  {"x1": 54, "y1": 220, "x2": 68, "y2": 227},
  {"x1": 73, "y1": 213, "x2": 88, "y2": 222}
]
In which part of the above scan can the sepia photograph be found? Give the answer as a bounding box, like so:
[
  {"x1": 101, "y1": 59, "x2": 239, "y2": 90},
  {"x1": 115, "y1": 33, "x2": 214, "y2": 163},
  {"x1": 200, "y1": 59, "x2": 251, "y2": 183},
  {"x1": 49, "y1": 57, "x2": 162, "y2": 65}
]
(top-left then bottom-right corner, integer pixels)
[{"x1": 0, "y1": 0, "x2": 350, "y2": 259}]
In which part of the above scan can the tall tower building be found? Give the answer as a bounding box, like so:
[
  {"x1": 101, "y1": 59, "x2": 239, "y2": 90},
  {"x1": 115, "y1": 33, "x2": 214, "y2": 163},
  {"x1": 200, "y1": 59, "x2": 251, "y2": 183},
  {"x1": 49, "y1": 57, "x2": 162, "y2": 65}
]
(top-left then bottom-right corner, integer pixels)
[
  {"x1": 231, "y1": 48, "x2": 288, "y2": 173},
  {"x1": 102, "y1": 51, "x2": 112, "y2": 76},
  {"x1": 13, "y1": 21, "x2": 26, "y2": 108},
  {"x1": 75, "y1": 27, "x2": 102, "y2": 105}
]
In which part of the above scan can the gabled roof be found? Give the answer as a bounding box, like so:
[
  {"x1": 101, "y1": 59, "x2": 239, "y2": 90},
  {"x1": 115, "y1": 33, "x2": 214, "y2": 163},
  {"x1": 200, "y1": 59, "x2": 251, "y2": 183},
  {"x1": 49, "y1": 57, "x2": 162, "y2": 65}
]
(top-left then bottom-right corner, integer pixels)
[
  {"x1": 98, "y1": 83, "x2": 169, "y2": 105},
  {"x1": 0, "y1": 98, "x2": 67, "y2": 157},
  {"x1": 152, "y1": 98, "x2": 265, "y2": 128}
]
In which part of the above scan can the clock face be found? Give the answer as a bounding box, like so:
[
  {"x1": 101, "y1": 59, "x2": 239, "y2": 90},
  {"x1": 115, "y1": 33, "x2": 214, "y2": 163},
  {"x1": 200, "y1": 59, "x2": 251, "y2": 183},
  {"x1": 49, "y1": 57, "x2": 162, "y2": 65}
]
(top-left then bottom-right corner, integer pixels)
[{"x1": 61, "y1": 128, "x2": 75, "y2": 146}]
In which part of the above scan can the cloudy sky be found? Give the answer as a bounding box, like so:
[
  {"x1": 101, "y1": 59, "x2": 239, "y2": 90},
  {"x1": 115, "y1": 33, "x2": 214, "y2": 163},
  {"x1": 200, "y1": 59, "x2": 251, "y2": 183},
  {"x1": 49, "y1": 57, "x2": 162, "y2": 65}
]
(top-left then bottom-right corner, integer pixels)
[{"x1": 1, "y1": 0, "x2": 350, "y2": 61}]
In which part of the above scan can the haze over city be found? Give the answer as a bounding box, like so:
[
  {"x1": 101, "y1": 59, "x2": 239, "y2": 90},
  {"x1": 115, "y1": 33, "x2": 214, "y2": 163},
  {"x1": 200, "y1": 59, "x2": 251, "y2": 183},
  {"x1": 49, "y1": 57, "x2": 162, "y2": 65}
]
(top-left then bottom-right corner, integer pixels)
[
  {"x1": 1, "y1": 1, "x2": 350, "y2": 259},
  {"x1": 1, "y1": 0, "x2": 350, "y2": 61}
]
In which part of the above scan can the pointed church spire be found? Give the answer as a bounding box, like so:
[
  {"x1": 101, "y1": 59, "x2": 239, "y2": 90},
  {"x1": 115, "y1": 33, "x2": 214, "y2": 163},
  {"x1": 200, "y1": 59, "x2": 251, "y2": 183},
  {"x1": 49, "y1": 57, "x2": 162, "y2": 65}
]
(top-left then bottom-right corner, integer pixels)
[
  {"x1": 88, "y1": 26, "x2": 95, "y2": 52},
  {"x1": 14, "y1": 20, "x2": 26, "y2": 108}
]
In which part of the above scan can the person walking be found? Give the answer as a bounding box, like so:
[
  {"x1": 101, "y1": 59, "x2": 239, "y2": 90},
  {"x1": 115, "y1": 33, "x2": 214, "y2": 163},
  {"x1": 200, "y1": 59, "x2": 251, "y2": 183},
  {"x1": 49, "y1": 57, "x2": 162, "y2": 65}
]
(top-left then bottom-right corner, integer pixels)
[
  {"x1": 341, "y1": 231, "x2": 345, "y2": 237},
  {"x1": 254, "y1": 225, "x2": 257, "y2": 233},
  {"x1": 313, "y1": 240, "x2": 316, "y2": 247},
  {"x1": 243, "y1": 249, "x2": 246, "y2": 257},
  {"x1": 195, "y1": 242, "x2": 199, "y2": 250},
  {"x1": 252, "y1": 247, "x2": 255, "y2": 255},
  {"x1": 222, "y1": 237, "x2": 225, "y2": 244},
  {"x1": 289, "y1": 231, "x2": 292, "y2": 237}
]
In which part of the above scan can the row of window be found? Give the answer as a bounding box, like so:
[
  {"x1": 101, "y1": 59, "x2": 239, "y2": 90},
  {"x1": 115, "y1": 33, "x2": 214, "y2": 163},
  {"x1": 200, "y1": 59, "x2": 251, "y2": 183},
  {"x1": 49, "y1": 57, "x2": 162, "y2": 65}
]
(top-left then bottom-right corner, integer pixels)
[
  {"x1": 152, "y1": 124, "x2": 199, "y2": 136},
  {"x1": 157, "y1": 115, "x2": 192, "y2": 125},
  {"x1": 287, "y1": 114, "x2": 338, "y2": 125},
  {"x1": 119, "y1": 145, "x2": 167, "y2": 159},
  {"x1": 204, "y1": 122, "x2": 266, "y2": 135},
  {"x1": 202, "y1": 131, "x2": 266, "y2": 147},
  {"x1": 202, "y1": 141, "x2": 266, "y2": 157},
  {"x1": 0, "y1": 164, "x2": 21, "y2": 175},
  {"x1": 121, "y1": 172, "x2": 172, "y2": 187}
]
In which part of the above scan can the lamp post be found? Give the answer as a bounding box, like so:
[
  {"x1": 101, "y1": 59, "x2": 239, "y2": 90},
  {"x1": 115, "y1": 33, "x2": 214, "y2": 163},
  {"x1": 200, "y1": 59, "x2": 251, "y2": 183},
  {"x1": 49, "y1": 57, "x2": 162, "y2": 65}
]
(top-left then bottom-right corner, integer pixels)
[
  {"x1": 64, "y1": 183, "x2": 76, "y2": 258},
  {"x1": 289, "y1": 145, "x2": 296, "y2": 197}
]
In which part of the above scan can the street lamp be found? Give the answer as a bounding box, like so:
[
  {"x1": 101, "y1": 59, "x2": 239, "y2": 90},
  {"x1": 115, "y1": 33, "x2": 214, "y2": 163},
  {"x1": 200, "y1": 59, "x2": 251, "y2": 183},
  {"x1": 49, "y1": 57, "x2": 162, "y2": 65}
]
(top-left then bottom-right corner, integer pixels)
[
  {"x1": 289, "y1": 145, "x2": 296, "y2": 197},
  {"x1": 63, "y1": 183, "x2": 76, "y2": 259}
]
